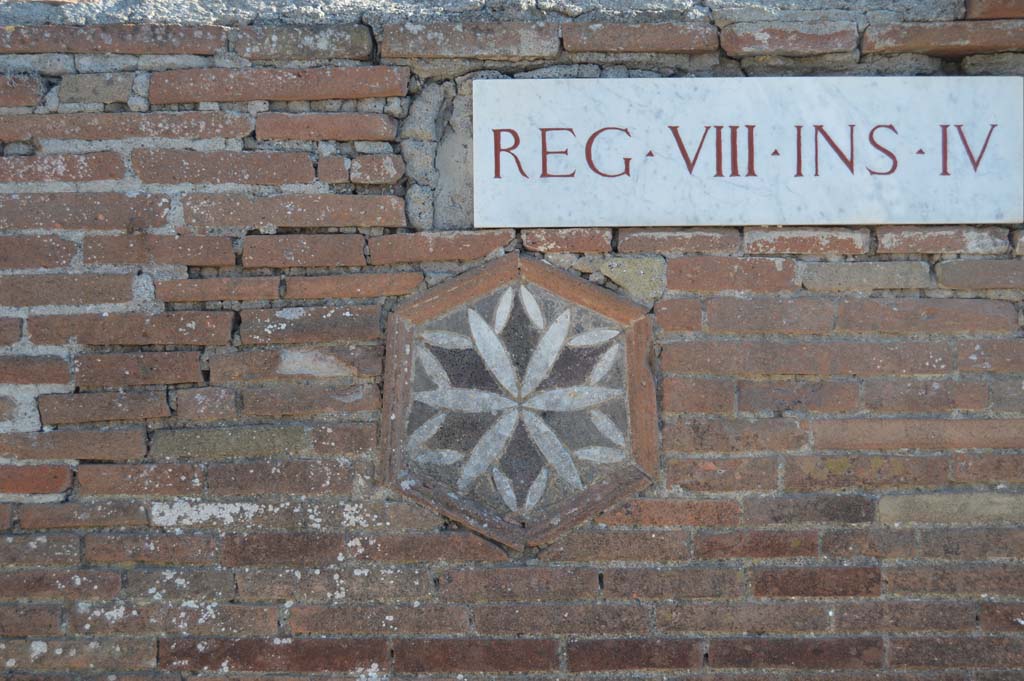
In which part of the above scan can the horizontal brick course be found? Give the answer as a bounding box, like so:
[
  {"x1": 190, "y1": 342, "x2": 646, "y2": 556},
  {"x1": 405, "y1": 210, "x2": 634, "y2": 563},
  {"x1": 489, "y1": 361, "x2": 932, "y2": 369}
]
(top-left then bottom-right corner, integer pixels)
[
  {"x1": 184, "y1": 193, "x2": 404, "y2": 229},
  {"x1": 132, "y1": 149, "x2": 315, "y2": 185},
  {"x1": 863, "y1": 20, "x2": 1024, "y2": 57},
  {"x1": 255, "y1": 112, "x2": 396, "y2": 141},
  {"x1": 563, "y1": 22, "x2": 718, "y2": 54},
  {"x1": 379, "y1": 22, "x2": 560, "y2": 59},
  {"x1": 722, "y1": 20, "x2": 859, "y2": 57},
  {"x1": 150, "y1": 66, "x2": 408, "y2": 103},
  {"x1": 0, "y1": 193, "x2": 169, "y2": 231},
  {"x1": 0, "y1": 112, "x2": 253, "y2": 142}
]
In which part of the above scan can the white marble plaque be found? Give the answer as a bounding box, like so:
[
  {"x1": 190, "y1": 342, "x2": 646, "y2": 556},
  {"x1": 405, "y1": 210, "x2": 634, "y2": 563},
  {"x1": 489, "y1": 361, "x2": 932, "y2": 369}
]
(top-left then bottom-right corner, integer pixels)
[{"x1": 472, "y1": 77, "x2": 1023, "y2": 227}]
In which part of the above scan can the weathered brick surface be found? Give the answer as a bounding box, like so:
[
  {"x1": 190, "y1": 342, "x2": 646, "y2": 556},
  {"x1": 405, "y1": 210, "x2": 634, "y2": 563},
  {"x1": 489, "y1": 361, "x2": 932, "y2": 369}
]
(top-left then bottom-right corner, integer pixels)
[
  {"x1": 0, "y1": 19, "x2": 1017, "y2": 681},
  {"x1": 967, "y1": 0, "x2": 1024, "y2": 18}
]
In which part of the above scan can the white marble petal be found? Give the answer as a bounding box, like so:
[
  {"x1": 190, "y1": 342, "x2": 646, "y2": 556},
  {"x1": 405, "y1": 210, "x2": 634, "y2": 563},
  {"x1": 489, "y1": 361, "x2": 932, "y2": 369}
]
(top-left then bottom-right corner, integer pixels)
[
  {"x1": 522, "y1": 410, "x2": 583, "y2": 491},
  {"x1": 523, "y1": 468, "x2": 548, "y2": 514},
  {"x1": 458, "y1": 409, "x2": 519, "y2": 492},
  {"x1": 588, "y1": 344, "x2": 619, "y2": 385},
  {"x1": 417, "y1": 346, "x2": 450, "y2": 389},
  {"x1": 520, "y1": 309, "x2": 571, "y2": 397},
  {"x1": 524, "y1": 386, "x2": 621, "y2": 411},
  {"x1": 493, "y1": 287, "x2": 514, "y2": 333},
  {"x1": 590, "y1": 409, "x2": 626, "y2": 447},
  {"x1": 468, "y1": 308, "x2": 519, "y2": 397},
  {"x1": 407, "y1": 412, "x2": 446, "y2": 452},
  {"x1": 415, "y1": 449, "x2": 464, "y2": 465},
  {"x1": 567, "y1": 329, "x2": 619, "y2": 347},
  {"x1": 519, "y1": 286, "x2": 545, "y2": 330},
  {"x1": 422, "y1": 331, "x2": 473, "y2": 350},
  {"x1": 575, "y1": 446, "x2": 627, "y2": 463},
  {"x1": 416, "y1": 388, "x2": 515, "y2": 412},
  {"x1": 492, "y1": 466, "x2": 518, "y2": 511}
]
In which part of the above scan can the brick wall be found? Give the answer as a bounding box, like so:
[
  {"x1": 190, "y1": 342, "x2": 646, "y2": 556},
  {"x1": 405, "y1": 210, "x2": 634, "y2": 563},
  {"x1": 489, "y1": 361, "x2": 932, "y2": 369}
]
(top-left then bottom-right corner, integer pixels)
[{"x1": 0, "y1": 6, "x2": 1022, "y2": 678}]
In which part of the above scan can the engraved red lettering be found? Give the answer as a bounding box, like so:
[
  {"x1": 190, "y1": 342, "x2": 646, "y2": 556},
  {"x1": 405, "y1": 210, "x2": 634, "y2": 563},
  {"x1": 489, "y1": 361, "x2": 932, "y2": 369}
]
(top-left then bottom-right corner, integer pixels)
[
  {"x1": 585, "y1": 127, "x2": 632, "y2": 178},
  {"x1": 668, "y1": 125, "x2": 712, "y2": 174},
  {"x1": 867, "y1": 124, "x2": 898, "y2": 176},
  {"x1": 493, "y1": 128, "x2": 527, "y2": 179},
  {"x1": 813, "y1": 124, "x2": 855, "y2": 176},
  {"x1": 540, "y1": 127, "x2": 576, "y2": 178}
]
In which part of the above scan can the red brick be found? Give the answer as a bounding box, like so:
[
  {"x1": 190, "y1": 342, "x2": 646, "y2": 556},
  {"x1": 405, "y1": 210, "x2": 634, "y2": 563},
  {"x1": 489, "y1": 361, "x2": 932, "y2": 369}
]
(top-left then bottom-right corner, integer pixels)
[
  {"x1": 837, "y1": 298, "x2": 1017, "y2": 333},
  {"x1": 0, "y1": 533, "x2": 79, "y2": 566},
  {"x1": 133, "y1": 149, "x2": 314, "y2": 185},
  {"x1": 920, "y1": 527, "x2": 1024, "y2": 559},
  {"x1": 619, "y1": 228, "x2": 741, "y2": 254},
  {"x1": 599, "y1": 498, "x2": 739, "y2": 527},
  {"x1": 317, "y1": 423, "x2": 379, "y2": 456},
  {"x1": 522, "y1": 228, "x2": 612, "y2": 253},
  {"x1": 0, "y1": 274, "x2": 134, "y2": 307},
  {"x1": 785, "y1": 454, "x2": 949, "y2": 491},
  {"x1": 86, "y1": 533, "x2": 217, "y2": 566},
  {"x1": 20, "y1": 500, "x2": 147, "y2": 529},
  {"x1": 960, "y1": 339, "x2": 1024, "y2": 372},
  {"x1": 722, "y1": 20, "x2": 859, "y2": 56},
  {"x1": 174, "y1": 386, "x2": 237, "y2": 421},
  {"x1": 348, "y1": 153, "x2": 405, "y2": 184},
  {"x1": 360, "y1": 532, "x2": 507, "y2": 562},
  {"x1": 0, "y1": 25, "x2": 226, "y2": 54},
  {"x1": 369, "y1": 230, "x2": 514, "y2": 264},
  {"x1": 380, "y1": 22, "x2": 559, "y2": 59},
  {"x1": 812, "y1": 418, "x2": 1024, "y2": 451},
  {"x1": 0, "y1": 356, "x2": 69, "y2": 384},
  {"x1": 78, "y1": 463, "x2": 202, "y2": 496},
  {"x1": 0, "y1": 112, "x2": 253, "y2": 142},
  {"x1": 836, "y1": 601, "x2": 974, "y2": 632},
  {"x1": 695, "y1": 529, "x2": 818, "y2": 559},
  {"x1": 242, "y1": 382, "x2": 378, "y2": 417},
  {"x1": 209, "y1": 346, "x2": 381, "y2": 382},
  {"x1": 0, "y1": 604, "x2": 62, "y2": 637},
  {"x1": 255, "y1": 112, "x2": 395, "y2": 140},
  {"x1": 240, "y1": 305, "x2": 379, "y2": 344},
  {"x1": 877, "y1": 226, "x2": 1009, "y2": 254},
  {"x1": 0, "y1": 193, "x2": 168, "y2": 231},
  {"x1": 155, "y1": 277, "x2": 279, "y2": 302},
  {"x1": 602, "y1": 567, "x2": 743, "y2": 600},
  {"x1": 887, "y1": 564, "x2": 1024, "y2": 596},
  {"x1": 707, "y1": 297, "x2": 835, "y2": 334},
  {"x1": 654, "y1": 298, "x2": 702, "y2": 332},
  {"x1": 863, "y1": 379, "x2": 989, "y2": 413},
  {"x1": 0, "y1": 75, "x2": 40, "y2": 106},
  {"x1": 149, "y1": 425, "x2": 308, "y2": 460},
  {"x1": 317, "y1": 155, "x2": 349, "y2": 183},
  {"x1": 222, "y1": 532, "x2": 346, "y2": 566},
  {"x1": 242, "y1": 234, "x2": 365, "y2": 268},
  {"x1": 0, "y1": 429, "x2": 146, "y2": 461},
  {"x1": 743, "y1": 493, "x2": 875, "y2": 524},
  {"x1": 0, "y1": 317, "x2": 21, "y2": 344},
  {"x1": 540, "y1": 529, "x2": 691, "y2": 562},
  {"x1": 967, "y1": 0, "x2": 1024, "y2": 18},
  {"x1": 234, "y1": 566, "x2": 429, "y2": 603},
  {"x1": 0, "y1": 152, "x2": 124, "y2": 182},
  {"x1": 711, "y1": 637, "x2": 883, "y2": 669},
  {"x1": 658, "y1": 601, "x2": 830, "y2": 633},
  {"x1": 160, "y1": 638, "x2": 387, "y2": 673},
  {"x1": 890, "y1": 637, "x2": 1024, "y2": 668},
  {"x1": 663, "y1": 376, "x2": 735, "y2": 414},
  {"x1": 863, "y1": 20, "x2": 1024, "y2": 57},
  {"x1": 952, "y1": 453, "x2": 1024, "y2": 484},
  {"x1": 285, "y1": 272, "x2": 422, "y2": 299},
  {"x1": 662, "y1": 340, "x2": 953, "y2": 377},
  {"x1": 393, "y1": 638, "x2": 558, "y2": 673},
  {"x1": 474, "y1": 603, "x2": 648, "y2": 635},
  {"x1": 802, "y1": 261, "x2": 931, "y2": 291},
  {"x1": 75, "y1": 352, "x2": 203, "y2": 388},
  {"x1": 0, "y1": 464, "x2": 72, "y2": 494},
  {"x1": 981, "y1": 603, "x2": 1024, "y2": 630},
  {"x1": 0, "y1": 569, "x2": 120, "y2": 600},
  {"x1": 150, "y1": 66, "x2": 408, "y2": 104},
  {"x1": 563, "y1": 21, "x2": 717, "y2": 53},
  {"x1": 83, "y1": 235, "x2": 235, "y2": 266},
  {"x1": 440, "y1": 567, "x2": 597, "y2": 602},
  {"x1": 937, "y1": 259, "x2": 1024, "y2": 289},
  {"x1": 289, "y1": 604, "x2": 469, "y2": 634},
  {"x1": 744, "y1": 227, "x2": 870, "y2": 255},
  {"x1": 739, "y1": 380, "x2": 858, "y2": 414},
  {"x1": 185, "y1": 193, "x2": 403, "y2": 229},
  {"x1": 823, "y1": 528, "x2": 915, "y2": 561},
  {"x1": 667, "y1": 256, "x2": 798, "y2": 292},
  {"x1": 0, "y1": 236, "x2": 75, "y2": 269},
  {"x1": 71, "y1": 602, "x2": 278, "y2": 636},
  {"x1": 207, "y1": 460, "x2": 354, "y2": 496},
  {"x1": 568, "y1": 638, "x2": 701, "y2": 672},
  {"x1": 666, "y1": 456, "x2": 778, "y2": 492},
  {"x1": 663, "y1": 417, "x2": 806, "y2": 452},
  {"x1": 233, "y1": 24, "x2": 373, "y2": 60},
  {"x1": 755, "y1": 566, "x2": 881, "y2": 597},
  {"x1": 38, "y1": 390, "x2": 169, "y2": 425},
  {"x1": 31, "y1": 311, "x2": 232, "y2": 346},
  {"x1": 1, "y1": 638, "x2": 155, "y2": 671}
]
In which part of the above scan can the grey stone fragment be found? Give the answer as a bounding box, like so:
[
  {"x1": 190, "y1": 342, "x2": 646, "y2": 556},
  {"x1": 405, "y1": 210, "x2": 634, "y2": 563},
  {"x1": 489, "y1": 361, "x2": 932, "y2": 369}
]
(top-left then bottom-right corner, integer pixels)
[
  {"x1": 74, "y1": 55, "x2": 139, "y2": 73},
  {"x1": 354, "y1": 141, "x2": 394, "y2": 154},
  {"x1": 406, "y1": 183, "x2": 435, "y2": 230},
  {"x1": 0, "y1": 54, "x2": 74, "y2": 76},
  {"x1": 963, "y1": 53, "x2": 1024, "y2": 76},
  {"x1": 433, "y1": 90, "x2": 473, "y2": 229},
  {"x1": 401, "y1": 81, "x2": 451, "y2": 142},
  {"x1": 60, "y1": 73, "x2": 134, "y2": 104},
  {"x1": 599, "y1": 256, "x2": 667, "y2": 308},
  {"x1": 401, "y1": 139, "x2": 439, "y2": 187}
]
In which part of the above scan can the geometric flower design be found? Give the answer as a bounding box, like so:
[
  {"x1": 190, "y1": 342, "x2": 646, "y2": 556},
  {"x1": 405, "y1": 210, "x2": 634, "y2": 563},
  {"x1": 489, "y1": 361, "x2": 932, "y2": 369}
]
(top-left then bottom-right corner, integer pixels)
[{"x1": 382, "y1": 253, "x2": 657, "y2": 549}]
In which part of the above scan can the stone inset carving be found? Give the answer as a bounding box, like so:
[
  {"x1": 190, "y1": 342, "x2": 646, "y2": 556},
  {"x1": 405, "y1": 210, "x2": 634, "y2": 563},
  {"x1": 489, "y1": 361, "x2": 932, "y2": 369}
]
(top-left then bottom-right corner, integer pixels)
[{"x1": 382, "y1": 253, "x2": 656, "y2": 549}]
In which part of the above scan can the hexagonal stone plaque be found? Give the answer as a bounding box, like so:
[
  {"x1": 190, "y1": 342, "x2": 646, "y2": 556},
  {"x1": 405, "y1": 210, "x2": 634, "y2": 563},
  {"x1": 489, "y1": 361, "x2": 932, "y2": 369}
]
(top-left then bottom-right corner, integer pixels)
[{"x1": 382, "y1": 254, "x2": 656, "y2": 549}]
